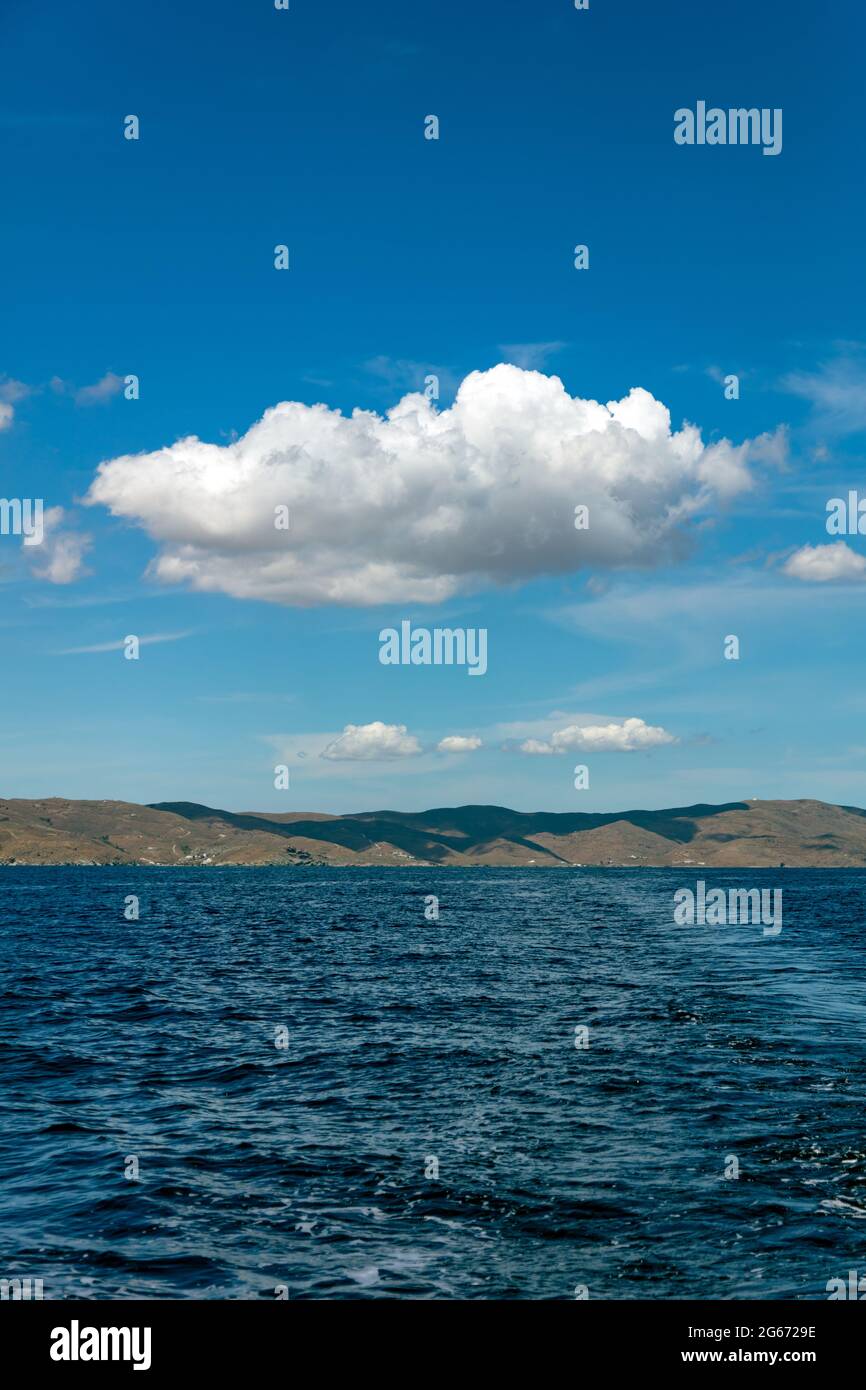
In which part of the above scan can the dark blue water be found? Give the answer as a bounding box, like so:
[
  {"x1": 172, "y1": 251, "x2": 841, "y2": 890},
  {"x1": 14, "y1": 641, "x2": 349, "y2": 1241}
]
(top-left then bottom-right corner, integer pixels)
[{"x1": 1, "y1": 867, "x2": 865, "y2": 1300}]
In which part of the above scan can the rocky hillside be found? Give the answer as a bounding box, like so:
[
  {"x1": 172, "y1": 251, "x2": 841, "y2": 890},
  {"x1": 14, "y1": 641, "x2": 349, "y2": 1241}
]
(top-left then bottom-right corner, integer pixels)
[{"x1": 1, "y1": 797, "x2": 866, "y2": 866}]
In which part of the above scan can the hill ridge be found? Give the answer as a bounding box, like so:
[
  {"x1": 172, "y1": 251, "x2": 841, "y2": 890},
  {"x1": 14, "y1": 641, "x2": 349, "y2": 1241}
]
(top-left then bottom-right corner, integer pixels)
[{"x1": 0, "y1": 796, "x2": 864, "y2": 866}]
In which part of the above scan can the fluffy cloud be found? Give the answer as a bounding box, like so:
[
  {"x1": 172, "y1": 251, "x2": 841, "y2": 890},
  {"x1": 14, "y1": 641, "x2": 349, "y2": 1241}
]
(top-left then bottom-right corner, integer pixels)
[
  {"x1": 437, "y1": 735, "x2": 482, "y2": 753},
  {"x1": 520, "y1": 716, "x2": 677, "y2": 754},
  {"x1": 519, "y1": 738, "x2": 556, "y2": 755},
  {"x1": 0, "y1": 402, "x2": 13, "y2": 431},
  {"x1": 320, "y1": 721, "x2": 422, "y2": 761},
  {"x1": 782, "y1": 541, "x2": 866, "y2": 583},
  {"x1": 25, "y1": 507, "x2": 92, "y2": 585},
  {"x1": 84, "y1": 365, "x2": 762, "y2": 606}
]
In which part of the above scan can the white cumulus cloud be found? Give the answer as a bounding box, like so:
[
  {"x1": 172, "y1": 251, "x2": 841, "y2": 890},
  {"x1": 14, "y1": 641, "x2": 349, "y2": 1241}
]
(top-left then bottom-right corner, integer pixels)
[
  {"x1": 84, "y1": 364, "x2": 762, "y2": 606},
  {"x1": 782, "y1": 541, "x2": 866, "y2": 583},
  {"x1": 518, "y1": 738, "x2": 556, "y2": 755},
  {"x1": 520, "y1": 716, "x2": 677, "y2": 754},
  {"x1": 437, "y1": 735, "x2": 482, "y2": 753},
  {"x1": 320, "y1": 721, "x2": 422, "y2": 761},
  {"x1": 0, "y1": 402, "x2": 13, "y2": 430}
]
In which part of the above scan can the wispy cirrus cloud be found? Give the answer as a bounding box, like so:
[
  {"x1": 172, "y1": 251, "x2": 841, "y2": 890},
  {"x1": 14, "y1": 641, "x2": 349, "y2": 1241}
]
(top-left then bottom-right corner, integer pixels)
[
  {"x1": 50, "y1": 371, "x2": 125, "y2": 406},
  {"x1": 0, "y1": 372, "x2": 32, "y2": 429},
  {"x1": 195, "y1": 691, "x2": 296, "y2": 705},
  {"x1": 780, "y1": 356, "x2": 866, "y2": 436},
  {"x1": 74, "y1": 372, "x2": 125, "y2": 406},
  {"x1": 362, "y1": 355, "x2": 458, "y2": 398},
  {"x1": 497, "y1": 341, "x2": 568, "y2": 369},
  {"x1": 57, "y1": 629, "x2": 196, "y2": 655},
  {"x1": 0, "y1": 376, "x2": 33, "y2": 405}
]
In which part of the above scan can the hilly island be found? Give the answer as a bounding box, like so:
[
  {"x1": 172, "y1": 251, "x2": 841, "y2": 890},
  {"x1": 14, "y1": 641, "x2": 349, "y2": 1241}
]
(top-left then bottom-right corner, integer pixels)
[{"x1": 2, "y1": 797, "x2": 866, "y2": 867}]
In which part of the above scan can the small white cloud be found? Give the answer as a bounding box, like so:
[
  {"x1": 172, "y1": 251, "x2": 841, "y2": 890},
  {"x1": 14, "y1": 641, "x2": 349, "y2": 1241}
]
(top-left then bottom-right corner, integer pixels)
[
  {"x1": 783, "y1": 541, "x2": 866, "y2": 583},
  {"x1": 0, "y1": 377, "x2": 32, "y2": 405},
  {"x1": 749, "y1": 427, "x2": 790, "y2": 471},
  {"x1": 75, "y1": 372, "x2": 123, "y2": 406},
  {"x1": 33, "y1": 530, "x2": 91, "y2": 584},
  {"x1": 0, "y1": 402, "x2": 13, "y2": 431},
  {"x1": 521, "y1": 716, "x2": 677, "y2": 754},
  {"x1": 320, "y1": 721, "x2": 423, "y2": 761},
  {"x1": 552, "y1": 717, "x2": 677, "y2": 752},
  {"x1": 437, "y1": 735, "x2": 482, "y2": 753},
  {"x1": 26, "y1": 507, "x2": 93, "y2": 585},
  {"x1": 519, "y1": 738, "x2": 556, "y2": 755}
]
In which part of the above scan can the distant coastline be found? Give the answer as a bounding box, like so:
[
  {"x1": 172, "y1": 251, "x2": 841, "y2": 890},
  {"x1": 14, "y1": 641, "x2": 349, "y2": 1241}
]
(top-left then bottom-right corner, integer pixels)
[{"x1": 2, "y1": 796, "x2": 865, "y2": 868}]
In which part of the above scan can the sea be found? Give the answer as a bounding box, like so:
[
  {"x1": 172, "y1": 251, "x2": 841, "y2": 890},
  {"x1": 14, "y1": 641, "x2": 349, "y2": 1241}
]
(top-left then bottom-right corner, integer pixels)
[{"x1": 1, "y1": 866, "x2": 865, "y2": 1300}]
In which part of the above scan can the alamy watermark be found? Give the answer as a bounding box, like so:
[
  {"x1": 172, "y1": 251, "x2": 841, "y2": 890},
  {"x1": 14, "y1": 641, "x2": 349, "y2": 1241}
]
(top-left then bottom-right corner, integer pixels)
[
  {"x1": 50, "y1": 1322, "x2": 152, "y2": 1371},
  {"x1": 674, "y1": 102, "x2": 782, "y2": 157},
  {"x1": 674, "y1": 881, "x2": 782, "y2": 936},
  {"x1": 0, "y1": 497, "x2": 43, "y2": 545},
  {"x1": 1, "y1": 1276, "x2": 44, "y2": 1300},
  {"x1": 826, "y1": 492, "x2": 866, "y2": 535},
  {"x1": 379, "y1": 621, "x2": 487, "y2": 676},
  {"x1": 827, "y1": 1270, "x2": 866, "y2": 1299}
]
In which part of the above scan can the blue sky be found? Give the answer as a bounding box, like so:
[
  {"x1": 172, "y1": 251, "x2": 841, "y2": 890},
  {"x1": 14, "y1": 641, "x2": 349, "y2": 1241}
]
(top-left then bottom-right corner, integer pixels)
[{"x1": 1, "y1": 0, "x2": 865, "y2": 813}]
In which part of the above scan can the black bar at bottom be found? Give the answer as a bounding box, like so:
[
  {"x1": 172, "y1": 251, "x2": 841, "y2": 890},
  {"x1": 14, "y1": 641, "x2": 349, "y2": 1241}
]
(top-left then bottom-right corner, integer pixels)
[{"x1": 1, "y1": 1299, "x2": 860, "y2": 1375}]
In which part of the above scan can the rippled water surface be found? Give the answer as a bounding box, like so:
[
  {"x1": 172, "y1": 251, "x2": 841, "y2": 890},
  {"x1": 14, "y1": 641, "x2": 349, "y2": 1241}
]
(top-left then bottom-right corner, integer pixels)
[{"x1": 1, "y1": 867, "x2": 865, "y2": 1299}]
